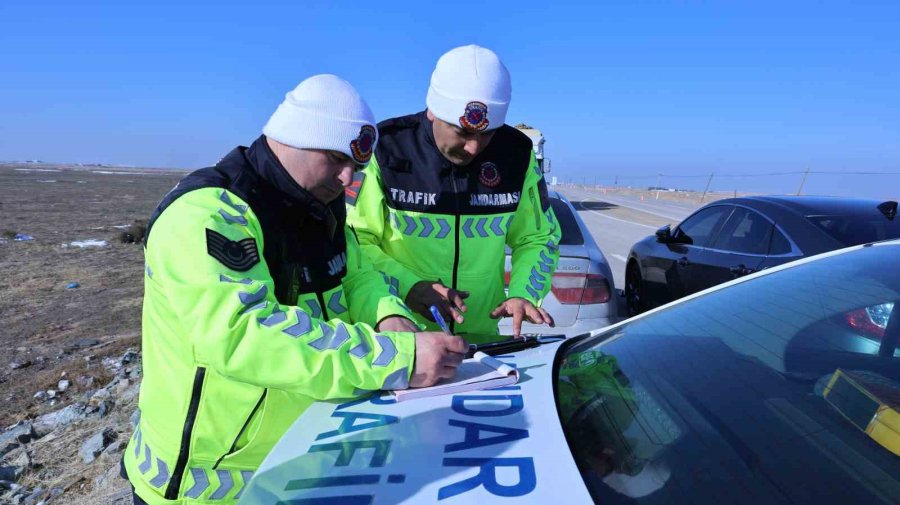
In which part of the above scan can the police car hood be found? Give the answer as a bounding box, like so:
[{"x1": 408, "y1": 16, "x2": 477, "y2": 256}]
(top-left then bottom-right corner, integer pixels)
[{"x1": 240, "y1": 341, "x2": 592, "y2": 504}]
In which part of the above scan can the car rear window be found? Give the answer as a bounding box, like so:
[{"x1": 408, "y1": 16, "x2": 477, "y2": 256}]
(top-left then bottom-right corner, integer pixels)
[
  {"x1": 810, "y1": 214, "x2": 900, "y2": 247},
  {"x1": 711, "y1": 207, "x2": 774, "y2": 255},
  {"x1": 551, "y1": 197, "x2": 584, "y2": 246},
  {"x1": 769, "y1": 228, "x2": 792, "y2": 255}
]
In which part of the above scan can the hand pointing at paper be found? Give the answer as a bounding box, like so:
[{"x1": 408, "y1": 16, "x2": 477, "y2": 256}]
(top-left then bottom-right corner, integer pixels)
[{"x1": 410, "y1": 332, "x2": 468, "y2": 387}]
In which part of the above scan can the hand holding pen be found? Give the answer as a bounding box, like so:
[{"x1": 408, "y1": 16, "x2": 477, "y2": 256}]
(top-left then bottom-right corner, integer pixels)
[
  {"x1": 407, "y1": 305, "x2": 468, "y2": 388},
  {"x1": 429, "y1": 305, "x2": 453, "y2": 335}
]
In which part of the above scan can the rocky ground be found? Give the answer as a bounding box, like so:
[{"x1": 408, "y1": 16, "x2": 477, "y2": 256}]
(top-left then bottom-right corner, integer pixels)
[
  {"x1": 0, "y1": 163, "x2": 185, "y2": 504},
  {"x1": 1, "y1": 350, "x2": 142, "y2": 504}
]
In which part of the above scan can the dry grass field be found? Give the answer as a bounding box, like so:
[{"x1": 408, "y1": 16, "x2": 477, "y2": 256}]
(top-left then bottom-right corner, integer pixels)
[{"x1": 0, "y1": 163, "x2": 186, "y2": 502}]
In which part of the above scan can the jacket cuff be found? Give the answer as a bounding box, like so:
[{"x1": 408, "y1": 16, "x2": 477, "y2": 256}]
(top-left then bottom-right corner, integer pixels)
[
  {"x1": 375, "y1": 297, "x2": 423, "y2": 329},
  {"x1": 379, "y1": 330, "x2": 417, "y2": 390},
  {"x1": 383, "y1": 269, "x2": 423, "y2": 301},
  {"x1": 508, "y1": 283, "x2": 544, "y2": 307}
]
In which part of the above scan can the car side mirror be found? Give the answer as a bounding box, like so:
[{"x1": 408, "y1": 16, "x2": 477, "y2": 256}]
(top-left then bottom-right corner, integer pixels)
[{"x1": 655, "y1": 225, "x2": 673, "y2": 243}]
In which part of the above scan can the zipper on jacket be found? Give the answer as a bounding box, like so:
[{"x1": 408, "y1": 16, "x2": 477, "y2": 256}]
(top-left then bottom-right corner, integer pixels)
[
  {"x1": 317, "y1": 291, "x2": 329, "y2": 320},
  {"x1": 165, "y1": 367, "x2": 206, "y2": 500},
  {"x1": 449, "y1": 166, "x2": 462, "y2": 333},
  {"x1": 212, "y1": 389, "x2": 267, "y2": 469}
]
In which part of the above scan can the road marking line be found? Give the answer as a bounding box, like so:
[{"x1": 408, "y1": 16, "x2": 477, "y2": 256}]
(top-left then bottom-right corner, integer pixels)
[
  {"x1": 579, "y1": 195, "x2": 686, "y2": 221},
  {"x1": 611, "y1": 254, "x2": 628, "y2": 262},
  {"x1": 578, "y1": 207, "x2": 657, "y2": 230}
]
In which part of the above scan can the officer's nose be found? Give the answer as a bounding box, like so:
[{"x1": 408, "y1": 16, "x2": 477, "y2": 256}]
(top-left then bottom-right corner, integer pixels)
[
  {"x1": 463, "y1": 139, "x2": 482, "y2": 157},
  {"x1": 337, "y1": 165, "x2": 354, "y2": 188}
]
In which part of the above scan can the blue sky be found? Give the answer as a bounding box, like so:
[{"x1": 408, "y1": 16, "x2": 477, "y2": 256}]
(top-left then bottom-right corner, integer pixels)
[{"x1": 1, "y1": 1, "x2": 898, "y2": 198}]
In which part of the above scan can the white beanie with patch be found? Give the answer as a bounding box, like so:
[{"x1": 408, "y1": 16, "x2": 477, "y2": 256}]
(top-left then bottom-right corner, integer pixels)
[
  {"x1": 263, "y1": 74, "x2": 378, "y2": 165},
  {"x1": 426, "y1": 45, "x2": 511, "y2": 132}
]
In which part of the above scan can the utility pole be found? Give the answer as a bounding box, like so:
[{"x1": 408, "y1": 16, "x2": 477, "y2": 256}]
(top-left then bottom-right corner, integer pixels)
[
  {"x1": 796, "y1": 167, "x2": 810, "y2": 195},
  {"x1": 699, "y1": 173, "x2": 715, "y2": 204}
]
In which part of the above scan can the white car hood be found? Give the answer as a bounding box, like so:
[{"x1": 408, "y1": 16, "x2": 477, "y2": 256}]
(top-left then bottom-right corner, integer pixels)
[{"x1": 240, "y1": 342, "x2": 592, "y2": 504}]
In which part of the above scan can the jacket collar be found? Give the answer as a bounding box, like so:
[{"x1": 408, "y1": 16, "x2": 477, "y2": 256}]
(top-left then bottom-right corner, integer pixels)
[
  {"x1": 414, "y1": 110, "x2": 456, "y2": 176},
  {"x1": 243, "y1": 135, "x2": 330, "y2": 222},
  {"x1": 415, "y1": 110, "x2": 438, "y2": 151}
]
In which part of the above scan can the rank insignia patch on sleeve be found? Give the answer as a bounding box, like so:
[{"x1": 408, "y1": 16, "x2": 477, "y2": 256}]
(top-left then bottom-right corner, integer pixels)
[{"x1": 206, "y1": 228, "x2": 260, "y2": 271}]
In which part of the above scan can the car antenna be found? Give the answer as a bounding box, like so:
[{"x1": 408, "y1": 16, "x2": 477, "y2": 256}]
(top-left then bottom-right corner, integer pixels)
[{"x1": 877, "y1": 201, "x2": 898, "y2": 220}]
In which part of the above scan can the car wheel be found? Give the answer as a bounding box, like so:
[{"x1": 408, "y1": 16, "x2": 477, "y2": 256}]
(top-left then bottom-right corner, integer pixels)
[{"x1": 625, "y1": 263, "x2": 644, "y2": 317}]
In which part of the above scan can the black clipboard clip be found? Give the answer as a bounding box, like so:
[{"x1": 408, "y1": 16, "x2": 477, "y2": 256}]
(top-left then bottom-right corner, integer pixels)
[{"x1": 465, "y1": 334, "x2": 566, "y2": 358}]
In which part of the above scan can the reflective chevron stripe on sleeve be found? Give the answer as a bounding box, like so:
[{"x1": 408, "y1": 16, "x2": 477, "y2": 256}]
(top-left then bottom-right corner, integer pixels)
[
  {"x1": 183, "y1": 465, "x2": 256, "y2": 500},
  {"x1": 327, "y1": 290, "x2": 347, "y2": 315}
]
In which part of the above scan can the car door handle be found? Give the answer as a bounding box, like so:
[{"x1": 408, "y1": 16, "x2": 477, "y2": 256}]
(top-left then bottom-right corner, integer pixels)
[
  {"x1": 677, "y1": 257, "x2": 690, "y2": 267},
  {"x1": 729, "y1": 265, "x2": 754, "y2": 277}
]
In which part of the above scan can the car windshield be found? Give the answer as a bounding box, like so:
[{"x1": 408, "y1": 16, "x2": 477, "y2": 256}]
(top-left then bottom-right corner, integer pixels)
[
  {"x1": 555, "y1": 242, "x2": 900, "y2": 505},
  {"x1": 809, "y1": 214, "x2": 900, "y2": 247}
]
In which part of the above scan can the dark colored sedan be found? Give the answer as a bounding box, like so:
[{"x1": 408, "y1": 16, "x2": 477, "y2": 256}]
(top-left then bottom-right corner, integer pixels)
[{"x1": 625, "y1": 196, "x2": 899, "y2": 315}]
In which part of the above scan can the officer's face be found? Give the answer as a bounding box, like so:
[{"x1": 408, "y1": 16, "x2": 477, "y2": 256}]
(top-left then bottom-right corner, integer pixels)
[
  {"x1": 427, "y1": 109, "x2": 496, "y2": 167},
  {"x1": 282, "y1": 147, "x2": 361, "y2": 204}
]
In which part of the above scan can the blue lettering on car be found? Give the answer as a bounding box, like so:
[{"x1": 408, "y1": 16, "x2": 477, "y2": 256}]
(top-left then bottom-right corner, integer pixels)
[
  {"x1": 291, "y1": 395, "x2": 399, "y2": 501},
  {"x1": 438, "y1": 458, "x2": 537, "y2": 500},
  {"x1": 292, "y1": 358, "x2": 536, "y2": 502},
  {"x1": 439, "y1": 362, "x2": 536, "y2": 500},
  {"x1": 315, "y1": 411, "x2": 398, "y2": 441}
]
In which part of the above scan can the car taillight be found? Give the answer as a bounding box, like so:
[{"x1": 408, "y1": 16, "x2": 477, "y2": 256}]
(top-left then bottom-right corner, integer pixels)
[
  {"x1": 552, "y1": 273, "x2": 611, "y2": 305},
  {"x1": 845, "y1": 302, "x2": 894, "y2": 340},
  {"x1": 503, "y1": 272, "x2": 611, "y2": 305}
]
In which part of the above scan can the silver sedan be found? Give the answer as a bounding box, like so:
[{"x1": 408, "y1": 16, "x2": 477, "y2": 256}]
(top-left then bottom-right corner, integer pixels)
[{"x1": 499, "y1": 191, "x2": 620, "y2": 337}]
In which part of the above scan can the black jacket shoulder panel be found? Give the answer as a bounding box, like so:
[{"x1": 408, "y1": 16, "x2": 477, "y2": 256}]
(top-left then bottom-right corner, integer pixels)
[
  {"x1": 375, "y1": 112, "x2": 432, "y2": 173},
  {"x1": 479, "y1": 125, "x2": 535, "y2": 180},
  {"x1": 490, "y1": 124, "x2": 536, "y2": 163},
  {"x1": 145, "y1": 142, "x2": 349, "y2": 304},
  {"x1": 372, "y1": 114, "x2": 537, "y2": 215},
  {"x1": 377, "y1": 112, "x2": 422, "y2": 136}
]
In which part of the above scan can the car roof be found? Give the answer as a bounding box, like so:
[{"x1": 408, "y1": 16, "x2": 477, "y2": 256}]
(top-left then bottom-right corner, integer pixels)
[{"x1": 724, "y1": 195, "x2": 896, "y2": 217}]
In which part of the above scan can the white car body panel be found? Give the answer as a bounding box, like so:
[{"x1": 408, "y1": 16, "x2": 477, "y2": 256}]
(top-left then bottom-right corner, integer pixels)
[
  {"x1": 239, "y1": 239, "x2": 900, "y2": 504},
  {"x1": 239, "y1": 342, "x2": 593, "y2": 504}
]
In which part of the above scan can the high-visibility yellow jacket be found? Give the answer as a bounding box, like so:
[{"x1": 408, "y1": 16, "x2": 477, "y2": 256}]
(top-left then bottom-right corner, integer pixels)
[
  {"x1": 347, "y1": 112, "x2": 561, "y2": 340},
  {"x1": 124, "y1": 138, "x2": 416, "y2": 504}
]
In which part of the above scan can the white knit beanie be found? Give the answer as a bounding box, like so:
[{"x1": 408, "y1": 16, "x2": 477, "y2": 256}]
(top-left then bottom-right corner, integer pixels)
[
  {"x1": 426, "y1": 45, "x2": 511, "y2": 132},
  {"x1": 263, "y1": 74, "x2": 378, "y2": 165}
]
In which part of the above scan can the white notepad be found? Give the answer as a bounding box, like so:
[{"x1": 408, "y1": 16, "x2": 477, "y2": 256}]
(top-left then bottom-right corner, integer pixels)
[{"x1": 389, "y1": 351, "x2": 519, "y2": 402}]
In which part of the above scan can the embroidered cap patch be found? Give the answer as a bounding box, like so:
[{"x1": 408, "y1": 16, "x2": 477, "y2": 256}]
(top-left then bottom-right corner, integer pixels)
[
  {"x1": 350, "y1": 125, "x2": 376, "y2": 164},
  {"x1": 459, "y1": 101, "x2": 489, "y2": 132},
  {"x1": 206, "y1": 228, "x2": 260, "y2": 272}
]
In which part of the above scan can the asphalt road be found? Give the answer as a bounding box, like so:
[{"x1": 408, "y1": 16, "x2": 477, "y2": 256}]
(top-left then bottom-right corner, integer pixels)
[{"x1": 556, "y1": 186, "x2": 704, "y2": 290}]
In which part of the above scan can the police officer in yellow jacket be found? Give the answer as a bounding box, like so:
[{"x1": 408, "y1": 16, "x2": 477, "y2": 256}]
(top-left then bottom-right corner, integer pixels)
[
  {"x1": 123, "y1": 75, "x2": 467, "y2": 504},
  {"x1": 347, "y1": 45, "x2": 561, "y2": 340}
]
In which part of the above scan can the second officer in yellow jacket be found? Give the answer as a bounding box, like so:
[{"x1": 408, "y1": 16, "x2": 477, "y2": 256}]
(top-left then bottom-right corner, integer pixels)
[{"x1": 347, "y1": 45, "x2": 561, "y2": 341}]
